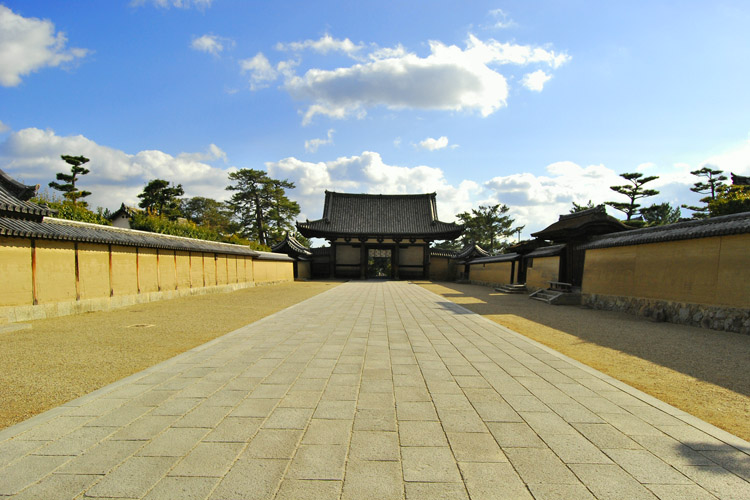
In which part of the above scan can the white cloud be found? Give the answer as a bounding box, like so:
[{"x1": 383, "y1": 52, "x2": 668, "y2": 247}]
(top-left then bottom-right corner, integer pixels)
[
  {"x1": 418, "y1": 136, "x2": 449, "y2": 151},
  {"x1": 488, "y1": 9, "x2": 516, "y2": 29},
  {"x1": 276, "y1": 34, "x2": 363, "y2": 57},
  {"x1": 0, "y1": 127, "x2": 232, "y2": 210},
  {"x1": 521, "y1": 69, "x2": 552, "y2": 92},
  {"x1": 131, "y1": 0, "x2": 213, "y2": 9},
  {"x1": 191, "y1": 34, "x2": 231, "y2": 56},
  {"x1": 305, "y1": 129, "x2": 334, "y2": 153},
  {"x1": 266, "y1": 151, "x2": 482, "y2": 223},
  {"x1": 0, "y1": 120, "x2": 9, "y2": 133},
  {"x1": 239, "y1": 52, "x2": 297, "y2": 90},
  {"x1": 0, "y1": 5, "x2": 89, "y2": 87},
  {"x1": 282, "y1": 34, "x2": 569, "y2": 124}
]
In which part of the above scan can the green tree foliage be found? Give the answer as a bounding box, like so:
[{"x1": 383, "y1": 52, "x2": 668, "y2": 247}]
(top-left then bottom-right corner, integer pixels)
[
  {"x1": 226, "y1": 169, "x2": 300, "y2": 247},
  {"x1": 681, "y1": 166, "x2": 728, "y2": 218},
  {"x1": 31, "y1": 189, "x2": 110, "y2": 225},
  {"x1": 180, "y1": 196, "x2": 235, "y2": 233},
  {"x1": 129, "y1": 212, "x2": 270, "y2": 250},
  {"x1": 456, "y1": 204, "x2": 523, "y2": 254},
  {"x1": 640, "y1": 202, "x2": 681, "y2": 226},
  {"x1": 137, "y1": 179, "x2": 184, "y2": 219},
  {"x1": 605, "y1": 172, "x2": 659, "y2": 221},
  {"x1": 708, "y1": 185, "x2": 750, "y2": 216},
  {"x1": 48, "y1": 155, "x2": 92, "y2": 206},
  {"x1": 569, "y1": 200, "x2": 595, "y2": 213}
]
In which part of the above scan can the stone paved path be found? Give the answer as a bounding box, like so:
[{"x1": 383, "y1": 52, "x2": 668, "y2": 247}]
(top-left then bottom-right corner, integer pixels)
[{"x1": 1, "y1": 281, "x2": 749, "y2": 499}]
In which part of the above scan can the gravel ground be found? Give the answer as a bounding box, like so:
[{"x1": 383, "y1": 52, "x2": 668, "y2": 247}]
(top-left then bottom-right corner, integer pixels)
[
  {"x1": 417, "y1": 281, "x2": 750, "y2": 441},
  {"x1": 0, "y1": 281, "x2": 341, "y2": 430}
]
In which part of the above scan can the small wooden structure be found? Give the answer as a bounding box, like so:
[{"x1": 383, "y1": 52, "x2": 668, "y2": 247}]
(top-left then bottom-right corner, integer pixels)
[{"x1": 297, "y1": 191, "x2": 463, "y2": 279}]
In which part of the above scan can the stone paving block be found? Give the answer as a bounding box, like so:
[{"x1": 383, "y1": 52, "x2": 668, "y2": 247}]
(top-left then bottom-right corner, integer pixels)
[
  {"x1": 570, "y1": 463, "x2": 659, "y2": 500},
  {"x1": 84, "y1": 456, "x2": 178, "y2": 499},
  {"x1": 398, "y1": 421, "x2": 448, "y2": 447},
  {"x1": 86, "y1": 406, "x2": 151, "y2": 429},
  {"x1": 17, "y1": 416, "x2": 91, "y2": 441},
  {"x1": 0, "y1": 438, "x2": 45, "y2": 468},
  {"x1": 472, "y1": 401, "x2": 523, "y2": 422},
  {"x1": 313, "y1": 400, "x2": 356, "y2": 420},
  {"x1": 287, "y1": 444, "x2": 347, "y2": 480},
  {"x1": 644, "y1": 483, "x2": 720, "y2": 500},
  {"x1": 127, "y1": 389, "x2": 177, "y2": 408},
  {"x1": 657, "y1": 425, "x2": 734, "y2": 451},
  {"x1": 353, "y1": 408, "x2": 397, "y2": 431},
  {"x1": 349, "y1": 430, "x2": 399, "y2": 461},
  {"x1": 110, "y1": 415, "x2": 177, "y2": 441},
  {"x1": 223, "y1": 376, "x2": 262, "y2": 392},
  {"x1": 242, "y1": 429, "x2": 303, "y2": 459},
  {"x1": 137, "y1": 427, "x2": 208, "y2": 457},
  {"x1": 604, "y1": 448, "x2": 692, "y2": 484},
  {"x1": 10, "y1": 472, "x2": 99, "y2": 500},
  {"x1": 358, "y1": 392, "x2": 396, "y2": 409},
  {"x1": 32, "y1": 425, "x2": 113, "y2": 455},
  {"x1": 342, "y1": 459, "x2": 404, "y2": 500},
  {"x1": 520, "y1": 411, "x2": 577, "y2": 438},
  {"x1": 405, "y1": 481, "x2": 469, "y2": 500},
  {"x1": 292, "y1": 378, "x2": 328, "y2": 392},
  {"x1": 173, "y1": 404, "x2": 232, "y2": 428},
  {"x1": 446, "y1": 431, "x2": 507, "y2": 462},
  {"x1": 402, "y1": 446, "x2": 461, "y2": 482},
  {"x1": 143, "y1": 476, "x2": 220, "y2": 500},
  {"x1": 275, "y1": 479, "x2": 342, "y2": 500},
  {"x1": 264, "y1": 407, "x2": 314, "y2": 429},
  {"x1": 230, "y1": 397, "x2": 278, "y2": 418},
  {"x1": 504, "y1": 447, "x2": 580, "y2": 484},
  {"x1": 572, "y1": 423, "x2": 642, "y2": 450},
  {"x1": 149, "y1": 397, "x2": 202, "y2": 416},
  {"x1": 630, "y1": 434, "x2": 715, "y2": 467},
  {"x1": 397, "y1": 401, "x2": 439, "y2": 421},
  {"x1": 209, "y1": 458, "x2": 287, "y2": 500},
  {"x1": 302, "y1": 419, "x2": 351, "y2": 445},
  {"x1": 250, "y1": 383, "x2": 291, "y2": 398},
  {"x1": 321, "y1": 384, "x2": 358, "y2": 401},
  {"x1": 459, "y1": 461, "x2": 533, "y2": 500},
  {"x1": 63, "y1": 398, "x2": 128, "y2": 417},
  {"x1": 699, "y1": 449, "x2": 750, "y2": 479},
  {"x1": 203, "y1": 416, "x2": 262, "y2": 442},
  {"x1": 576, "y1": 396, "x2": 628, "y2": 415},
  {"x1": 486, "y1": 422, "x2": 545, "y2": 448},
  {"x1": 528, "y1": 483, "x2": 597, "y2": 500},
  {"x1": 503, "y1": 394, "x2": 549, "y2": 412},
  {"x1": 546, "y1": 402, "x2": 604, "y2": 424},
  {"x1": 174, "y1": 381, "x2": 223, "y2": 399},
  {"x1": 278, "y1": 391, "x2": 322, "y2": 409},
  {"x1": 0, "y1": 455, "x2": 70, "y2": 495},
  {"x1": 431, "y1": 393, "x2": 474, "y2": 411},
  {"x1": 169, "y1": 442, "x2": 243, "y2": 477},
  {"x1": 393, "y1": 386, "x2": 430, "y2": 403},
  {"x1": 541, "y1": 434, "x2": 612, "y2": 465},
  {"x1": 57, "y1": 438, "x2": 142, "y2": 474},
  {"x1": 436, "y1": 409, "x2": 487, "y2": 433},
  {"x1": 203, "y1": 390, "x2": 248, "y2": 407}
]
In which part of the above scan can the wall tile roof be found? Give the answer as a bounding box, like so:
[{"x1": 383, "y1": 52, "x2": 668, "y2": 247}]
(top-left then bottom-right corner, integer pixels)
[
  {"x1": 468, "y1": 252, "x2": 520, "y2": 265},
  {"x1": 0, "y1": 170, "x2": 54, "y2": 220},
  {"x1": 581, "y1": 212, "x2": 750, "y2": 250},
  {"x1": 271, "y1": 233, "x2": 312, "y2": 258},
  {"x1": 297, "y1": 191, "x2": 463, "y2": 239},
  {"x1": 525, "y1": 244, "x2": 566, "y2": 258}
]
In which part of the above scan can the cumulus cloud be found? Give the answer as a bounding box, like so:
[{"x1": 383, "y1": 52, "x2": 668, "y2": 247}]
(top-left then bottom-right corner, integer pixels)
[
  {"x1": 191, "y1": 34, "x2": 232, "y2": 56},
  {"x1": 276, "y1": 34, "x2": 363, "y2": 57},
  {"x1": 305, "y1": 129, "x2": 334, "y2": 153},
  {"x1": 521, "y1": 69, "x2": 552, "y2": 91},
  {"x1": 488, "y1": 9, "x2": 516, "y2": 29},
  {"x1": 0, "y1": 5, "x2": 89, "y2": 87},
  {"x1": 418, "y1": 136, "x2": 449, "y2": 151},
  {"x1": 0, "y1": 120, "x2": 9, "y2": 133},
  {"x1": 249, "y1": 32, "x2": 570, "y2": 124},
  {"x1": 0, "y1": 127, "x2": 232, "y2": 210},
  {"x1": 266, "y1": 151, "x2": 482, "y2": 222},
  {"x1": 131, "y1": 0, "x2": 213, "y2": 9}
]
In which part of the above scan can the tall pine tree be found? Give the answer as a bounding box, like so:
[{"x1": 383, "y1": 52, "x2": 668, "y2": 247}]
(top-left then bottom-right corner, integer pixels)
[
  {"x1": 605, "y1": 172, "x2": 659, "y2": 221},
  {"x1": 49, "y1": 155, "x2": 92, "y2": 206}
]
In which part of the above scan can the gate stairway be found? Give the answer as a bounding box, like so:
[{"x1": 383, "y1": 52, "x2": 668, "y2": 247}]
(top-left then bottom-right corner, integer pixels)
[
  {"x1": 494, "y1": 284, "x2": 528, "y2": 294},
  {"x1": 529, "y1": 281, "x2": 581, "y2": 305}
]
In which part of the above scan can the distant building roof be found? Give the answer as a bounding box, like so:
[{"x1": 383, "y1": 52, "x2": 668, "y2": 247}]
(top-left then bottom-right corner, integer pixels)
[
  {"x1": 455, "y1": 243, "x2": 490, "y2": 261},
  {"x1": 468, "y1": 252, "x2": 520, "y2": 265},
  {"x1": 0, "y1": 169, "x2": 54, "y2": 221},
  {"x1": 525, "y1": 244, "x2": 566, "y2": 258},
  {"x1": 297, "y1": 191, "x2": 463, "y2": 240},
  {"x1": 731, "y1": 172, "x2": 750, "y2": 185},
  {"x1": 581, "y1": 212, "x2": 750, "y2": 250},
  {"x1": 531, "y1": 205, "x2": 630, "y2": 242},
  {"x1": 109, "y1": 203, "x2": 142, "y2": 221},
  {"x1": 271, "y1": 233, "x2": 312, "y2": 258}
]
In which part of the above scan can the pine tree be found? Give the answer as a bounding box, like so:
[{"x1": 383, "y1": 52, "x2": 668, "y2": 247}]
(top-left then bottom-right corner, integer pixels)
[
  {"x1": 456, "y1": 204, "x2": 523, "y2": 254},
  {"x1": 48, "y1": 155, "x2": 92, "y2": 206},
  {"x1": 605, "y1": 172, "x2": 659, "y2": 221},
  {"x1": 137, "y1": 179, "x2": 185, "y2": 219},
  {"x1": 681, "y1": 166, "x2": 727, "y2": 218},
  {"x1": 226, "y1": 169, "x2": 300, "y2": 246}
]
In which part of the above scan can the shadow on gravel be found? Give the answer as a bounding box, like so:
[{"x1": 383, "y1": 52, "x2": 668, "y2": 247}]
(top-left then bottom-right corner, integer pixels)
[{"x1": 417, "y1": 281, "x2": 750, "y2": 399}]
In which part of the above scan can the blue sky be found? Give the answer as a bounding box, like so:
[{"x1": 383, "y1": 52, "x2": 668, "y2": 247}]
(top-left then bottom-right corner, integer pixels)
[{"x1": 2, "y1": 0, "x2": 750, "y2": 238}]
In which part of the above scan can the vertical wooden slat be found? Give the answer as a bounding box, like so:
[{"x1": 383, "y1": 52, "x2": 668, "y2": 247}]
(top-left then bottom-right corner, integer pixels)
[
  {"x1": 136, "y1": 247, "x2": 141, "y2": 293},
  {"x1": 31, "y1": 239, "x2": 38, "y2": 305},
  {"x1": 108, "y1": 244, "x2": 114, "y2": 297},
  {"x1": 74, "y1": 242, "x2": 81, "y2": 301}
]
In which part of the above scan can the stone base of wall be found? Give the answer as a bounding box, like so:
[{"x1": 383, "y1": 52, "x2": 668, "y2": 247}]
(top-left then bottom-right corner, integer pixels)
[
  {"x1": 0, "y1": 281, "x2": 269, "y2": 324},
  {"x1": 582, "y1": 293, "x2": 750, "y2": 335}
]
